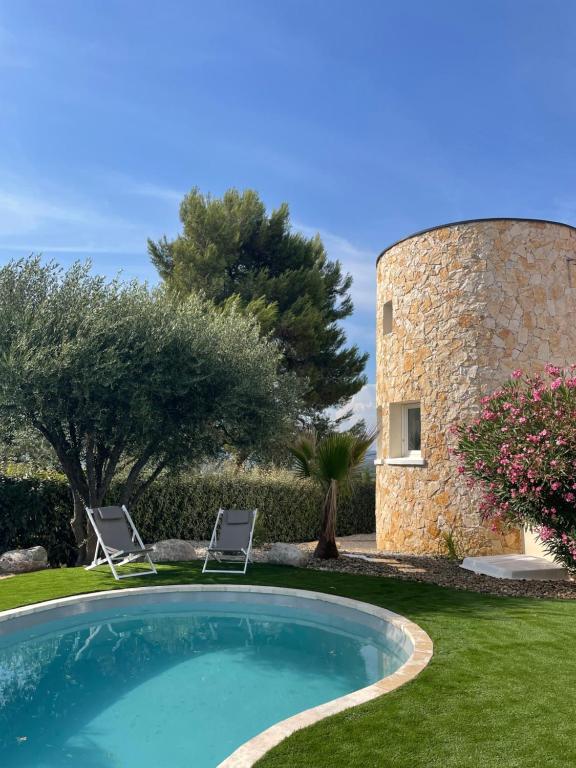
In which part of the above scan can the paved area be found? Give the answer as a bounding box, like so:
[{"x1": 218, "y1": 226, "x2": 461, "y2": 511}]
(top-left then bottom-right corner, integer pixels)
[
  {"x1": 461, "y1": 554, "x2": 568, "y2": 581},
  {"x1": 335, "y1": 533, "x2": 376, "y2": 553}
]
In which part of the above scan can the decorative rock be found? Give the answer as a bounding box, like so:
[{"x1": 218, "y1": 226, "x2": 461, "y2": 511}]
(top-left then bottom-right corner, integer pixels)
[
  {"x1": 151, "y1": 539, "x2": 197, "y2": 562},
  {"x1": 0, "y1": 546, "x2": 48, "y2": 574},
  {"x1": 267, "y1": 543, "x2": 308, "y2": 568}
]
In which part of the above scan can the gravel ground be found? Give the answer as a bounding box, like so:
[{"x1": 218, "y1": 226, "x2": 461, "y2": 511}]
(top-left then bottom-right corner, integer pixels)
[
  {"x1": 306, "y1": 551, "x2": 576, "y2": 599},
  {"x1": 190, "y1": 540, "x2": 576, "y2": 600}
]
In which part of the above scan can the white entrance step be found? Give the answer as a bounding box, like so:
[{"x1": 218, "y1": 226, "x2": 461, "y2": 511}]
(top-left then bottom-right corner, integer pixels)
[{"x1": 461, "y1": 554, "x2": 569, "y2": 581}]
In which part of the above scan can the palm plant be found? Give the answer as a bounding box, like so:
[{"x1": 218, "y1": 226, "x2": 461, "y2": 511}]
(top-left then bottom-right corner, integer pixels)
[{"x1": 290, "y1": 429, "x2": 376, "y2": 559}]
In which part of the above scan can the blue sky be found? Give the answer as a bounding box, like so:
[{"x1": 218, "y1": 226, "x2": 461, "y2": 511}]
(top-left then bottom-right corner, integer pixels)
[{"x1": 0, "y1": 0, "x2": 575, "y2": 428}]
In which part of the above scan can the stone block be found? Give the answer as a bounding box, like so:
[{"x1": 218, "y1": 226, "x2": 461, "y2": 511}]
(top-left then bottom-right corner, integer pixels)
[
  {"x1": 151, "y1": 539, "x2": 197, "y2": 562},
  {"x1": 0, "y1": 546, "x2": 48, "y2": 573}
]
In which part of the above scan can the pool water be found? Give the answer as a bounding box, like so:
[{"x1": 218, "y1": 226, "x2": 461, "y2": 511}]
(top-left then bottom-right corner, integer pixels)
[{"x1": 0, "y1": 595, "x2": 407, "y2": 767}]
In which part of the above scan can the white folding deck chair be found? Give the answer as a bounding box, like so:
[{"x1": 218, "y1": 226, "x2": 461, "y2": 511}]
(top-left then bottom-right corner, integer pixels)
[
  {"x1": 202, "y1": 508, "x2": 257, "y2": 575},
  {"x1": 85, "y1": 505, "x2": 157, "y2": 581}
]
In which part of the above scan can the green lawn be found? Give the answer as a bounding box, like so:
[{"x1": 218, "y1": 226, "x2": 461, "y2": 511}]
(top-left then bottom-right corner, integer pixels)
[{"x1": 1, "y1": 563, "x2": 575, "y2": 768}]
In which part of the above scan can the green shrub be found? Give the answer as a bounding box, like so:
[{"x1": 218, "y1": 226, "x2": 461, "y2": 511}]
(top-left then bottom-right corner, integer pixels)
[
  {"x1": 0, "y1": 466, "x2": 375, "y2": 564},
  {"x1": 0, "y1": 466, "x2": 74, "y2": 565},
  {"x1": 130, "y1": 468, "x2": 374, "y2": 543}
]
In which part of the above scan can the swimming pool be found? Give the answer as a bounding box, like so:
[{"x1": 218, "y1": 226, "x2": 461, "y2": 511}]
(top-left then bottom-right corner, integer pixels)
[{"x1": 0, "y1": 586, "x2": 432, "y2": 767}]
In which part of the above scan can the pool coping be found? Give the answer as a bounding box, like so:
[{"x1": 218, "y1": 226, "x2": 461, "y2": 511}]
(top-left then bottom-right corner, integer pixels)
[{"x1": 0, "y1": 584, "x2": 433, "y2": 767}]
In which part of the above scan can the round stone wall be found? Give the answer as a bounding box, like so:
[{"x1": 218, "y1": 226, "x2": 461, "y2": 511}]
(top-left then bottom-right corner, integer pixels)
[{"x1": 375, "y1": 219, "x2": 576, "y2": 555}]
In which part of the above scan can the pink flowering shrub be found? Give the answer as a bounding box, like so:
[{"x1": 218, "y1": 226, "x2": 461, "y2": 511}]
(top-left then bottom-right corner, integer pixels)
[{"x1": 453, "y1": 365, "x2": 576, "y2": 569}]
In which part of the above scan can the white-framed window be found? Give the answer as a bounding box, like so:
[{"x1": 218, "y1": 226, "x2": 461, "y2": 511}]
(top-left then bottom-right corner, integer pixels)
[
  {"x1": 402, "y1": 403, "x2": 421, "y2": 458},
  {"x1": 386, "y1": 401, "x2": 424, "y2": 465}
]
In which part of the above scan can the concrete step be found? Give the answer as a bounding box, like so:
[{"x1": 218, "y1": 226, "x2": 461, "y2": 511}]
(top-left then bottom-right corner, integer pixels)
[{"x1": 461, "y1": 554, "x2": 569, "y2": 581}]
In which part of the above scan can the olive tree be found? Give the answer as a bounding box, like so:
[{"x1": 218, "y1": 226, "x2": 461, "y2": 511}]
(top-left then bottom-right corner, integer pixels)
[{"x1": 0, "y1": 258, "x2": 300, "y2": 562}]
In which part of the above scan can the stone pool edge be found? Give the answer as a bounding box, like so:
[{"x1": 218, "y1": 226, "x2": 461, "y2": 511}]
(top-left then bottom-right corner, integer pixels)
[{"x1": 0, "y1": 584, "x2": 433, "y2": 767}]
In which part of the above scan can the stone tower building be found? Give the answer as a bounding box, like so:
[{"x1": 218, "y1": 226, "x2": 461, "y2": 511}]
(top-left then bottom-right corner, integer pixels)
[{"x1": 375, "y1": 218, "x2": 576, "y2": 555}]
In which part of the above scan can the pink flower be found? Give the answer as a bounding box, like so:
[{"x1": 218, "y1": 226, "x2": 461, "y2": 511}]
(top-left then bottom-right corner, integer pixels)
[
  {"x1": 545, "y1": 364, "x2": 561, "y2": 376},
  {"x1": 550, "y1": 378, "x2": 563, "y2": 390},
  {"x1": 512, "y1": 369, "x2": 523, "y2": 379},
  {"x1": 538, "y1": 525, "x2": 555, "y2": 542}
]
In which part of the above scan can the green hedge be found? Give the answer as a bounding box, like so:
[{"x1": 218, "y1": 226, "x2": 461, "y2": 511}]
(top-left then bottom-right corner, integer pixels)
[
  {"x1": 131, "y1": 470, "x2": 375, "y2": 545},
  {"x1": 0, "y1": 471, "x2": 74, "y2": 565},
  {"x1": 0, "y1": 467, "x2": 375, "y2": 564}
]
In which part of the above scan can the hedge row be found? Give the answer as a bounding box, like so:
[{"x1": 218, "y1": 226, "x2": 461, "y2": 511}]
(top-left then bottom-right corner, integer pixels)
[
  {"x1": 0, "y1": 468, "x2": 375, "y2": 564},
  {"x1": 0, "y1": 472, "x2": 74, "y2": 565}
]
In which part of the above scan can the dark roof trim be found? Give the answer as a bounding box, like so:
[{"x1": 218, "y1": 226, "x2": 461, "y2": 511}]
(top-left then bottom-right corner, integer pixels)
[{"x1": 376, "y1": 217, "x2": 576, "y2": 265}]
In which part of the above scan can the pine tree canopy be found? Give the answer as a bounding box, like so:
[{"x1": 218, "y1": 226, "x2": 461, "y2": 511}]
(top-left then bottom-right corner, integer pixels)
[{"x1": 148, "y1": 187, "x2": 368, "y2": 414}]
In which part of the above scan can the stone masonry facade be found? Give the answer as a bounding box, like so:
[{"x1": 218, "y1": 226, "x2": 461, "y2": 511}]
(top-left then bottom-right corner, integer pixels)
[{"x1": 376, "y1": 219, "x2": 576, "y2": 555}]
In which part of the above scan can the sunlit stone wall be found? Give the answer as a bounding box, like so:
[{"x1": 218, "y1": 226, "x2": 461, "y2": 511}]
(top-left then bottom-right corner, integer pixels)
[{"x1": 375, "y1": 219, "x2": 576, "y2": 555}]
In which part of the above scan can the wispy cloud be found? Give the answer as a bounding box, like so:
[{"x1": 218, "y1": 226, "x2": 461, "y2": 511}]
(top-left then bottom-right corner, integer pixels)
[
  {"x1": 101, "y1": 172, "x2": 184, "y2": 204},
  {"x1": 294, "y1": 222, "x2": 375, "y2": 314},
  {"x1": 0, "y1": 242, "x2": 144, "y2": 255},
  {"x1": 0, "y1": 177, "x2": 146, "y2": 259},
  {"x1": 0, "y1": 188, "x2": 130, "y2": 235},
  {"x1": 331, "y1": 383, "x2": 376, "y2": 432}
]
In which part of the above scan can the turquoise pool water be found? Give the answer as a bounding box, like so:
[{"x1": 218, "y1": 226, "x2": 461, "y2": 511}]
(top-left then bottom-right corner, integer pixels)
[{"x1": 0, "y1": 592, "x2": 408, "y2": 767}]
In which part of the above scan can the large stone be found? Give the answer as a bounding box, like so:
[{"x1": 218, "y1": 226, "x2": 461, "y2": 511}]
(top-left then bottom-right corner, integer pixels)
[
  {"x1": 267, "y1": 543, "x2": 308, "y2": 568},
  {"x1": 0, "y1": 545, "x2": 48, "y2": 574},
  {"x1": 151, "y1": 539, "x2": 197, "y2": 562}
]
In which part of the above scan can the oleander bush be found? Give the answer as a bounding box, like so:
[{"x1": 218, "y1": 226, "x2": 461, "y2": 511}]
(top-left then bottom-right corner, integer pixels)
[
  {"x1": 453, "y1": 365, "x2": 576, "y2": 569},
  {"x1": 0, "y1": 465, "x2": 375, "y2": 565}
]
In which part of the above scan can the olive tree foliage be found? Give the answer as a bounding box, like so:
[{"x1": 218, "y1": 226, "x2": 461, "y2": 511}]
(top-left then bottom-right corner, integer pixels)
[{"x1": 0, "y1": 258, "x2": 300, "y2": 562}]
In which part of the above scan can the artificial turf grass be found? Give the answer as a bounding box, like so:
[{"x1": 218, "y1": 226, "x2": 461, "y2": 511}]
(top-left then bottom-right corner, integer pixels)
[{"x1": 1, "y1": 564, "x2": 575, "y2": 768}]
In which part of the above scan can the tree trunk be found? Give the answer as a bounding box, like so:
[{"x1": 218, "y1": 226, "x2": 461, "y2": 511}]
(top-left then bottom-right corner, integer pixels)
[
  {"x1": 314, "y1": 480, "x2": 339, "y2": 559},
  {"x1": 70, "y1": 490, "x2": 99, "y2": 565},
  {"x1": 86, "y1": 521, "x2": 98, "y2": 563},
  {"x1": 70, "y1": 491, "x2": 88, "y2": 565}
]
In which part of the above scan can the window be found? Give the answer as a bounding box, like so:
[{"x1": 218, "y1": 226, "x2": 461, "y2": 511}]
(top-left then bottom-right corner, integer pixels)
[
  {"x1": 376, "y1": 405, "x2": 383, "y2": 457},
  {"x1": 403, "y1": 403, "x2": 421, "y2": 457},
  {"x1": 568, "y1": 259, "x2": 576, "y2": 288},
  {"x1": 387, "y1": 402, "x2": 424, "y2": 465},
  {"x1": 383, "y1": 300, "x2": 393, "y2": 334}
]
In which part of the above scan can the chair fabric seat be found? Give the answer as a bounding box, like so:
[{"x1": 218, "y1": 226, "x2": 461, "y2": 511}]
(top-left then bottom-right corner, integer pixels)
[
  {"x1": 85, "y1": 504, "x2": 157, "y2": 581},
  {"x1": 108, "y1": 545, "x2": 154, "y2": 555},
  {"x1": 203, "y1": 508, "x2": 257, "y2": 574}
]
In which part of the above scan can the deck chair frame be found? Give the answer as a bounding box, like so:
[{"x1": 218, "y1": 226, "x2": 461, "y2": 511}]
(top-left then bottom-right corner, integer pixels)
[
  {"x1": 85, "y1": 504, "x2": 157, "y2": 581},
  {"x1": 202, "y1": 508, "x2": 257, "y2": 575}
]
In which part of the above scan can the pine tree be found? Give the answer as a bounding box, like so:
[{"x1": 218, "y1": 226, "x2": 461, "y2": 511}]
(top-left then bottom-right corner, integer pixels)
[{"x1": 148, "y1": 187, "x2": 368, "y2": 417}]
